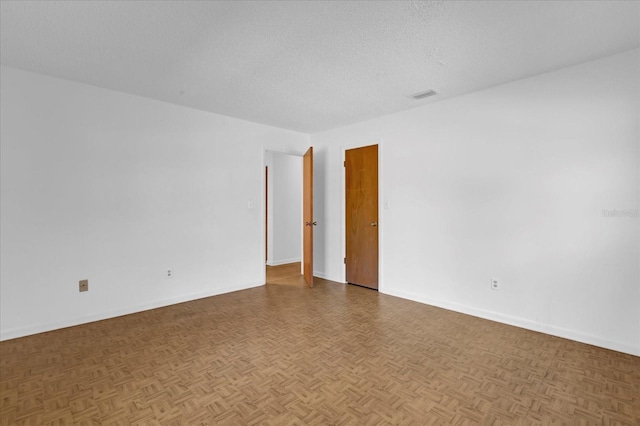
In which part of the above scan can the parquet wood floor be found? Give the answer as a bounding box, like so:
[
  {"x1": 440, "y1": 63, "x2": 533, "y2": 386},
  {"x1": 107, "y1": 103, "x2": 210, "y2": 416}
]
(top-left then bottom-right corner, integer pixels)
[
  {"x1": 1, "y1": 268, "x2": 638, "y2": 425},
  {"x1": 266, "y1": 262, "x2": 307, "y2": 287}
]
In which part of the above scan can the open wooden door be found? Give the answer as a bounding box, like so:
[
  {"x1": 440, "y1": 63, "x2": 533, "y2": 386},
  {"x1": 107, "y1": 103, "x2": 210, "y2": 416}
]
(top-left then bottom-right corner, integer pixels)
[
  {"x1": 303, "y1": 147, "x2": 314, "y2": 287},
  {"x1": 345, "y1": 144, "x2": 378, "y2": 289}
]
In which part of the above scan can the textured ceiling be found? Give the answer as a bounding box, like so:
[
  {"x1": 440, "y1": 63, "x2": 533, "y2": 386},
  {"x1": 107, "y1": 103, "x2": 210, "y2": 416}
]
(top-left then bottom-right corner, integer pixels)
[{"x1": 1, "y1": 1, "x2": 639, "y2": 133}]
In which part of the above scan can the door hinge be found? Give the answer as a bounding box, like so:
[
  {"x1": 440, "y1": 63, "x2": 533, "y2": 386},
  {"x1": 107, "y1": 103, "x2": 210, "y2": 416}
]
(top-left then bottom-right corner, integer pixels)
[
  {"x1": 344, "y1": 257, "x2": 346, "y2": 264},
  {"x1": 343, "y1": 161, "x2": 346, "y2": 167}
]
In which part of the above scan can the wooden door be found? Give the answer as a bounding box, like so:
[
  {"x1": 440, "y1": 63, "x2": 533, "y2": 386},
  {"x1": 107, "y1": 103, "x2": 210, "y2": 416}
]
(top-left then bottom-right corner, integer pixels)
[
  {"x1": 303, "y1": 147, "x2": 314, "y2": 287},
  {"x1": 345, "y1": 144, "x2": 378, "y2": 289}
]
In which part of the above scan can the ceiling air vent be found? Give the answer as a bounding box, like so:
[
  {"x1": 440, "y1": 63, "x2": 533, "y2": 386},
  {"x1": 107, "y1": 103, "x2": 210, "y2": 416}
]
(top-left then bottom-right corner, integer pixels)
[{"x1": 409, "y1": 90, "x2": 437, "y2": 100}]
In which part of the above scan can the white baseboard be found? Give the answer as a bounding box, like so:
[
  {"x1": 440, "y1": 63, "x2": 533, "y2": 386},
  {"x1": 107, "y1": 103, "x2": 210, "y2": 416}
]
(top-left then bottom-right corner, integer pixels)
[
  {"x1": 266, "y1": 258, "x2": 301, "y2": 266},
  {"x1": 0, "y1": 281, "x2": 264, "y2": 342},
  {"x1": 6, "y1": 280, "x2": 635, "y2": 357},
  {"x1": 313, "y1": 271, "x2": 344, "y2": 283},
  {"x1": 381, "y1": 288, "x2": 639, "y2": 357}
]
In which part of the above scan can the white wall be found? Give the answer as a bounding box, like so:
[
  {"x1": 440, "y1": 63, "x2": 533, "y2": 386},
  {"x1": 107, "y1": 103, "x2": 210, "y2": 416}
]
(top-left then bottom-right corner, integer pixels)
[
  {"x1": 2, "y1": 50, "x2": 638, "y2": 356},
  {"x1": 266, "y1": 151, "x2": 302, "y2": 266},
  {"x1": 311, "y1": 49, "x2": 640, "y2": 356},
  {"x1": 0, "y1": 66, "x2": 309, "y2": 340}
]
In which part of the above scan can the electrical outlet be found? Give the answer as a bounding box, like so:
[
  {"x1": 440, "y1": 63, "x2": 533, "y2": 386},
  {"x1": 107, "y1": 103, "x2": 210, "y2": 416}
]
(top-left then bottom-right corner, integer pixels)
[
  {"x1": 167, "y1": 269, "x2": 172, "y2": 278},
  {"x1": 491, "y1": 277, "x2": 499, "y2": 290},
  {"x1": 79, "y1": 279, "x2": 88, "y2": 292}
]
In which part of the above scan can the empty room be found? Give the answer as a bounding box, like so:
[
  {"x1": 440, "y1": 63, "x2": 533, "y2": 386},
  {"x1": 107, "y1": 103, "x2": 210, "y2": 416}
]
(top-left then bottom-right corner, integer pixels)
[{"x1": 1, "y1": 1, "x2": 638, "y2": 424}]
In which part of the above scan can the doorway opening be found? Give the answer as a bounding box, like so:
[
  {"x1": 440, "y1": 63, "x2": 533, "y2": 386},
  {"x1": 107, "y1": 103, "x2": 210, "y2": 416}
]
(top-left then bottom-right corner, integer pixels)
[{"x1": 265, "y1": 151, "x2": 305, "y2": 286}]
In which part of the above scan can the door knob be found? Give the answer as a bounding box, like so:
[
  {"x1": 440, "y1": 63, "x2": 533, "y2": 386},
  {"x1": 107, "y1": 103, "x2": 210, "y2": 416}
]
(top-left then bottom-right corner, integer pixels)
[{"x1": 371, "y1": 222, "x2": 377, "y2": 227}]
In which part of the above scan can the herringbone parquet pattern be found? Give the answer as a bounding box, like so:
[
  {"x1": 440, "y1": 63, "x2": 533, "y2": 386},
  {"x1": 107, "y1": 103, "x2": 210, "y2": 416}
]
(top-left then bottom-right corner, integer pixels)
[
  {"x1": 265, "y1": 263, "x2": 307, "y2": 287},
  {"x1": 1, "y1": 268, "x2": 638, "y2": 425}
]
